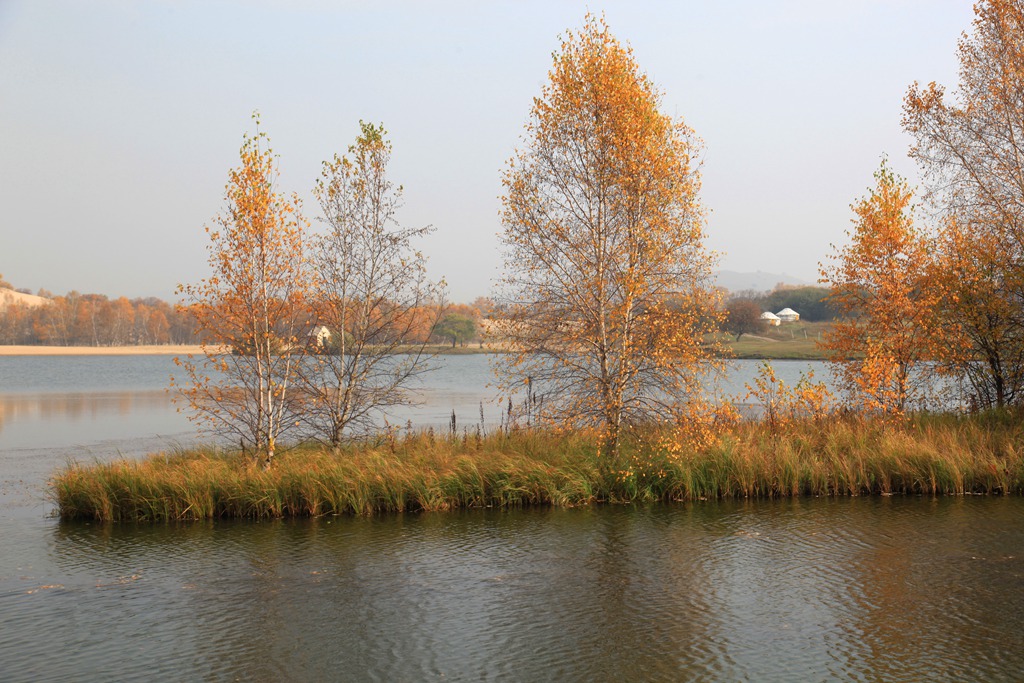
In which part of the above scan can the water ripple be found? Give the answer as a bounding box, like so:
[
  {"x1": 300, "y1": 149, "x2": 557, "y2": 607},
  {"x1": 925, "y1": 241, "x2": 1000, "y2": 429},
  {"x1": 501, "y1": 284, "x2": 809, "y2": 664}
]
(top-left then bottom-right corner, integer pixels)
[{"x1": 2, "y1": 499, "x2": 1023, "y2": 681}]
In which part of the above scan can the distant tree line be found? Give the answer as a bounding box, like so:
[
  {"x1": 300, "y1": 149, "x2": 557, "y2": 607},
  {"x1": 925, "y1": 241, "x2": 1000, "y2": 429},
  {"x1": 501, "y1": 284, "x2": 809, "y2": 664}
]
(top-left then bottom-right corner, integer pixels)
[
  {"x1": 728, "y1": 285, "x2": 839, "y2": 322},
  {"x1": 0, "y1": 284, "x2": 497, "y2": 349},
  {"x1": 0, "y1": 292, "x2": 198, "y2": 346}
]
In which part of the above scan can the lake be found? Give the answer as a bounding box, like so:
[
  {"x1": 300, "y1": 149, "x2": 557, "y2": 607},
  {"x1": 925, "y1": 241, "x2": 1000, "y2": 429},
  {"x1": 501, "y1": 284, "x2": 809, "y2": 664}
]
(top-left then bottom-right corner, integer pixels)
[{"x1": 1, "y1": 354, "x2": 1022, "y2": 682}]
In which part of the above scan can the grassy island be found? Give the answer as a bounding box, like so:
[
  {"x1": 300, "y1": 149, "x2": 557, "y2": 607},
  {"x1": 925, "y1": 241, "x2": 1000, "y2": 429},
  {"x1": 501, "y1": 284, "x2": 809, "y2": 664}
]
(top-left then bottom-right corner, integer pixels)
[{"x1": 53, "y1": 411, "x2": 1024, "y2": 522}]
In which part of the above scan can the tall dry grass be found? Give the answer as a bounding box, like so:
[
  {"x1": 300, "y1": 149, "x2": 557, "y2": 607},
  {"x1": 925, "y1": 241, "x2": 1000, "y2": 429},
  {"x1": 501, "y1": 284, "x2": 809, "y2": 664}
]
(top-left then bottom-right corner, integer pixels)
[{"x1": 52, "y1": 411, "x2": 1024, "y2": 521}]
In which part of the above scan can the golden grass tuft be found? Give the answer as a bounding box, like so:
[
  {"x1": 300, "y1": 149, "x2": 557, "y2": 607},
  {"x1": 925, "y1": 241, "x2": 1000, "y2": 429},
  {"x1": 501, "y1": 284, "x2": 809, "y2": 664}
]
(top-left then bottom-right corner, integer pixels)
[{"x1": 51, "y1": 411, "x2": 1024, "y2": 521}]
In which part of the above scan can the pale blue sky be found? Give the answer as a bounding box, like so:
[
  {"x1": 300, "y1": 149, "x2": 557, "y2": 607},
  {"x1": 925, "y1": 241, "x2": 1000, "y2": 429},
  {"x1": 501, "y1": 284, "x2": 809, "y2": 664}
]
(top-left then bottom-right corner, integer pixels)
[{"x1": 0, "y1": 0, "x2": 974, "y2": 302}]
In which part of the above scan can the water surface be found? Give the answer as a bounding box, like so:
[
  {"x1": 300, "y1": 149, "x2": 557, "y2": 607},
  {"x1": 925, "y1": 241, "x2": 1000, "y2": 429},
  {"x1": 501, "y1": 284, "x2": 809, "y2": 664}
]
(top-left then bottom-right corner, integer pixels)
[
  {"x1": 3, "y1": 499, "x2": 1023, "y2": 682},
  {"x1": 2, "y1": 354, "x2": 1020, "y2": 682}
]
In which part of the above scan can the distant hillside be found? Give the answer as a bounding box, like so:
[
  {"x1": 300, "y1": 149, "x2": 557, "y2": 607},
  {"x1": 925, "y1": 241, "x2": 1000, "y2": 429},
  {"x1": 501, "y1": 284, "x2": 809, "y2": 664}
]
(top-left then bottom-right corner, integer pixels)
[
  {"x1": 0, "y1": 287, "x2": 50, "y2": 310},
  {"x1": 715, "y1": 270, "x2": 812, "y2": 294}
]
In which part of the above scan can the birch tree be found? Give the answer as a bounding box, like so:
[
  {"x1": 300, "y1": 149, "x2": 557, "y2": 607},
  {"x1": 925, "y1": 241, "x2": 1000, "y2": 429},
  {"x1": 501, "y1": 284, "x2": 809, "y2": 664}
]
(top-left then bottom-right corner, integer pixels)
[
  {"x1": 497, "y1": 15, "x2": 723, "y2": 456},
  {"x1": 903, "y1": 0, "x2": 1024, "y2": 249},
  {"x1": 820, "y1": 162, "x2": 942, "y2": 414},
  {"x1": 302, "y1": 122, "x2": 444, "y2": 445},
  {"x1": 175, "y1": 116, "x2": 310, "y2": 467},
  {"x1": 903, "y1": 0, "x2": 1024, "y2": 409},
  {"x1": 931, "y1": 217, "x2": 1024, "y2": 408}
]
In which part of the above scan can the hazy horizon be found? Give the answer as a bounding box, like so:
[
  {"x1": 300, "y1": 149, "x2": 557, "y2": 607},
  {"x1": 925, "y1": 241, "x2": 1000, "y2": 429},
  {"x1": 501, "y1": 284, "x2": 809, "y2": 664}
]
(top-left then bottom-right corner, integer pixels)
[
  {"x1": 0, "y1": 267, "x2": 818, "y2": 305},
  {"x1": 1, "y1": 1, "x2": 973, "y2": 302}
]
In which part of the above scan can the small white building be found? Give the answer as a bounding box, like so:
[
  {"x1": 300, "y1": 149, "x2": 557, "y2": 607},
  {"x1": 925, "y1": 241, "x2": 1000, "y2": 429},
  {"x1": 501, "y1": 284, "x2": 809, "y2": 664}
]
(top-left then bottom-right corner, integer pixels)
[
  {"x1": 776, "y1": 308, "x2": 800, "y2": 323},
  {"x1": 310, "y1": 325, "x2": 332, "y2": 348},
  {"x1": 760, "y1": 311, "x2": 781, "y2": 327}
]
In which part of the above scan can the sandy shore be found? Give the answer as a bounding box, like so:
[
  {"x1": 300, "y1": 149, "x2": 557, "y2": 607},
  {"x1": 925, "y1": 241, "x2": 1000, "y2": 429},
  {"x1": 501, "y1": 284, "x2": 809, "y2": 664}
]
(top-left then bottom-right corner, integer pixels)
[{"x1": 0, "y1": 345, "x2": 211, "y2": 356}]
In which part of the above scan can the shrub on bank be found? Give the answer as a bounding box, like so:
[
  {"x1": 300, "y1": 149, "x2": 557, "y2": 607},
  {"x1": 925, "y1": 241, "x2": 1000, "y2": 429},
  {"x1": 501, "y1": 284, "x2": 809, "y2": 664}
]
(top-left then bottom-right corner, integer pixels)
[{"x1": 51, "y1": 411, "x2": 1024, "y2": 521}]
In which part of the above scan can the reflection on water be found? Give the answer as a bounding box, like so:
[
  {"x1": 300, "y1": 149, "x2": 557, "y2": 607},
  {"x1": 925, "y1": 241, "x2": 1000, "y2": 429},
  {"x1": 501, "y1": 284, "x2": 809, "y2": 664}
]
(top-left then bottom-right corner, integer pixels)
[
  {"x1": 1, "y1": 499, "x2": 1021, "y2": 682},
  {"x1": 0, "y1": 391, "x2": 186, "y2": 443},
  {"x1": 0, "y1": 391, "x2": 195, "y2": 513},
  {"x1": 2, "y1": 391, "x2": 164, "y2": 420}
]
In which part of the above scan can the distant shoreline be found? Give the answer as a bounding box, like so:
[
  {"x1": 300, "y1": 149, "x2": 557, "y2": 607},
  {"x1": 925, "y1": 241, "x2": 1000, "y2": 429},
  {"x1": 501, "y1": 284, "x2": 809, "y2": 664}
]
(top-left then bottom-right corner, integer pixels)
[
  {"x1": 0, "y1": 344, "x2": 208, "y2": 356},
  {"x1": 0, "y1": 344, "x2": 500, "y2": 357},
  {"x1": 0, "y1": 343, "x2": 827, "y2": 360}
]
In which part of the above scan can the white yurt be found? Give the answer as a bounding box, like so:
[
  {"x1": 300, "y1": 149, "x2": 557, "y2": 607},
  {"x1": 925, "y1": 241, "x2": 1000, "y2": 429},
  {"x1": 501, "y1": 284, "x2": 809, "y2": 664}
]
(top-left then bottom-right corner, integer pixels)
[
  {"x1": 760, "y1": 311, "x2": 781, "y2": 326},
  {"x1": 776, "y1": 308, "x2": 800, "y2": 322}
]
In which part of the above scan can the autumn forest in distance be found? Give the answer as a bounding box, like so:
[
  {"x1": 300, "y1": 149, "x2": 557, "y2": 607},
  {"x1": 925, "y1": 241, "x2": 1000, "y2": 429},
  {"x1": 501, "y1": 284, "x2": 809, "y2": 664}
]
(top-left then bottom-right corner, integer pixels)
[
  {"x1": 0, "y1": 276, "x2": 501, "y2": 349},
  {"x1": 0, "y1": 276, "x2": 839, "y2": 349},
  {"x1": 0, "y1": 284, "x2": 194, "y2": 346}
]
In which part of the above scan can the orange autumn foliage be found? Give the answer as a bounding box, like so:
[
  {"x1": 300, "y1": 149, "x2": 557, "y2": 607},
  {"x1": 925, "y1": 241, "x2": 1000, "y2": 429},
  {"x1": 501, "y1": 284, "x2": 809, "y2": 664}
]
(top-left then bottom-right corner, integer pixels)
[
  {"x1": 903, "y1": 0, "x2": 1024, "y2": 410},
  {"x1": 497, "y1": 14, "x2": 724, "y2": 457},
  {"x1": 819, "y1": 162, "x2": 943, "y2": 415},
  {"x1": 744, "y1": 362, "x2": 836, "y2": 436},
  {"x1": 930, "y1": 218, "x2": 1024, "y2": 408},
  {"x1": 175, "y1": 115, "x2": 311, "y2": 466}
]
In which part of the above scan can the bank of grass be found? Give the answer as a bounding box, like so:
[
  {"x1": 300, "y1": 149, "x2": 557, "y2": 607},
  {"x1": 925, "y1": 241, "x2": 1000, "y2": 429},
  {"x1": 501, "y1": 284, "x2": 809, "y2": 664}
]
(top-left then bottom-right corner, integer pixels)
[
  {"x1": 52, "y1": 410, "x2": 1024, "y2": 521},
  {"x1": 724, "y1": 336, "x2": 824, "y2": 359},
  {"x1": 719, "y1": 321, "x2": 832, "y2": 360}
]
